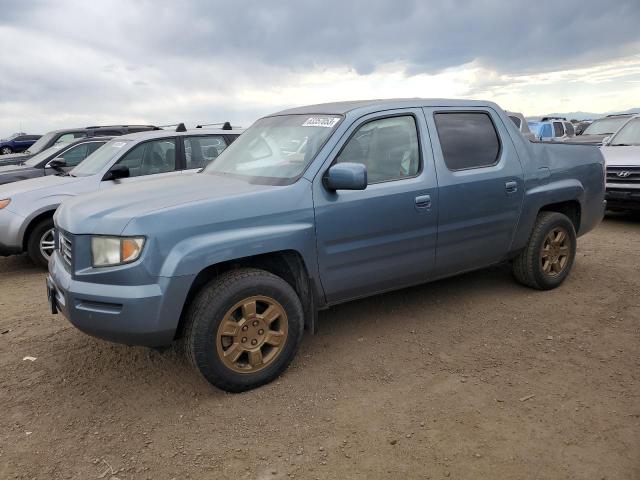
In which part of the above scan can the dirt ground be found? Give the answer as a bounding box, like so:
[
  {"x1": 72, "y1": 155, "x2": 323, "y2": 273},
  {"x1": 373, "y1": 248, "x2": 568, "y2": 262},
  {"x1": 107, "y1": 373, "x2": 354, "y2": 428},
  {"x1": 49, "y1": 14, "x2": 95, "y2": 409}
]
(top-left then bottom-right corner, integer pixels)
[{"x1": 0, "y1": 215, "x2": 638, "y2": 480}]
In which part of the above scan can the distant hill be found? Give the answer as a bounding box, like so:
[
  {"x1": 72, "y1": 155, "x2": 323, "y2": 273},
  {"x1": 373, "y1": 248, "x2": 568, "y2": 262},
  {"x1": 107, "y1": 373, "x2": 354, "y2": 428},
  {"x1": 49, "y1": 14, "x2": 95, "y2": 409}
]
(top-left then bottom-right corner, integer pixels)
[{"x1": 529, "y1": 107, "x2": 640, "y2": 121}]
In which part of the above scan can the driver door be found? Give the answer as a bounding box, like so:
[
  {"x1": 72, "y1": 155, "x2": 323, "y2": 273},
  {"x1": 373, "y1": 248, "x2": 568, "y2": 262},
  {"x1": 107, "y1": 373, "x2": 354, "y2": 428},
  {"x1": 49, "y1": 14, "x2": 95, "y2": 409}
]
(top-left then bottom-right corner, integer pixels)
[{"x1": 313, "y1": 109, "x2": 438, "y2": 303}]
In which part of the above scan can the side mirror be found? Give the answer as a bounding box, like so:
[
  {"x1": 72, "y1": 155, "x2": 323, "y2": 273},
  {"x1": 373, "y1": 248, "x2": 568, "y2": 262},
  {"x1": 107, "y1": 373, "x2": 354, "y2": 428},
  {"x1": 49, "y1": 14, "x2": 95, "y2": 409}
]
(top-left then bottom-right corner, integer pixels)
[
  {"x1": 47, "y1": 158, "x2": 67, "y2": 172},
  {"x1": 103, "y1": 164, "x2": 130, "y2": 181},
  {"x1": 323, "y1": 162, "x2": 367, "y2": 191}
]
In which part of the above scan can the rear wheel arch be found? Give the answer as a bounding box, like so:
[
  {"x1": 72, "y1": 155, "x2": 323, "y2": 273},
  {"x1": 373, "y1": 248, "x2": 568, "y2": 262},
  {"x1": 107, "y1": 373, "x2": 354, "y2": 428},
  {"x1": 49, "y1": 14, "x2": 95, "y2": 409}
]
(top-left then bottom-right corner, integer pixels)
[
  {"x1": 539, "y1": 200, "x2": 581, "y2": 233},
  {"x1": 175, "y1": 250, "x2": 317, "y2": 341}
]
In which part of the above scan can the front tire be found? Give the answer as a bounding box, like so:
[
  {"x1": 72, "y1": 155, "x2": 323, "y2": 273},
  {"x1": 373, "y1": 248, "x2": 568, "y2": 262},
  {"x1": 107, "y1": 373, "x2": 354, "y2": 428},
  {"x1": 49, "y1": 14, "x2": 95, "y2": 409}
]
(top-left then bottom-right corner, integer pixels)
[
  {"x1": 0, "y1": 146, "x2": 12, "y2": 155},
  {"x1": 512, "y1": 212, "x2": 577, "y2": 290},
  {"x1": 27, "y1": 218, "x2": 55, "y2": 268},
  {"x1": 183, "y1": 268, "x2": 304, "y2": 392}
]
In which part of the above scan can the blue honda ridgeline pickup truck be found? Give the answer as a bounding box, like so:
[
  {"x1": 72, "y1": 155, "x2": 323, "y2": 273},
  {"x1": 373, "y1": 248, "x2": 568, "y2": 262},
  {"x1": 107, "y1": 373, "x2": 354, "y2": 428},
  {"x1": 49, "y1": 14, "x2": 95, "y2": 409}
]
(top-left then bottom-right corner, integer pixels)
[{"x1": 46, "y1": 99, "x2": 605, "y2": 392}]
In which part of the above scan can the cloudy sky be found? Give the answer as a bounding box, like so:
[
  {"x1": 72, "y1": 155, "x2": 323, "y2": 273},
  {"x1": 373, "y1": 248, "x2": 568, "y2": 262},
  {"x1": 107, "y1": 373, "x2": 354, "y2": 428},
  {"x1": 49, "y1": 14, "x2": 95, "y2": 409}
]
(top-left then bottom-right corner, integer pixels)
[{"x1": 1, "y1": 0, "x2": 639, "y2": 135}]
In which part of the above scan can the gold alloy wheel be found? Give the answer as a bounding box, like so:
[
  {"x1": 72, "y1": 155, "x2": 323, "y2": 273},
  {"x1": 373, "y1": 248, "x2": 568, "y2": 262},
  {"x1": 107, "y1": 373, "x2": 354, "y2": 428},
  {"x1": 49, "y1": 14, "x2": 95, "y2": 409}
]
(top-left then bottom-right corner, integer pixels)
[
  {"x1": 540, "y1": 227, "x2": 571, "y2": 277},
  {"x1": 215, "y1": 295, "x2": 288, "y2": 373}
]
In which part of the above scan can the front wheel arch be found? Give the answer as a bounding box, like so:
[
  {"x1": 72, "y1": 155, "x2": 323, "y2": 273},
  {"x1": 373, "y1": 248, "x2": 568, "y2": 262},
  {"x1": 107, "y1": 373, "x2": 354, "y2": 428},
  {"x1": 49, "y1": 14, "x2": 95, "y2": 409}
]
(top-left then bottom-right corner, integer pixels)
[
  {"x1": 22, "y1": 210, "x2": 56, "y2": 252},
  {"x1": 175, "y1": 250, "x2": 318, "y2": 341}
]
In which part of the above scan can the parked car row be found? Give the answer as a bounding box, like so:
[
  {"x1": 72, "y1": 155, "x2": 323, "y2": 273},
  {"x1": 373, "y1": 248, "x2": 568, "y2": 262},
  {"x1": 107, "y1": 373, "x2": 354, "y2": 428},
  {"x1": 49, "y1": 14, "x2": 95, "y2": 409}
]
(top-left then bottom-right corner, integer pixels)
[
  {"x1": 0, "y1": 125, "x2": 241, "y2": 266},
  {"x1": 525, "y1": 113, "x2": 635, "y2": 145},
  {"x1": 0, "y1": 124, "x2": 160, "y2": 165}
]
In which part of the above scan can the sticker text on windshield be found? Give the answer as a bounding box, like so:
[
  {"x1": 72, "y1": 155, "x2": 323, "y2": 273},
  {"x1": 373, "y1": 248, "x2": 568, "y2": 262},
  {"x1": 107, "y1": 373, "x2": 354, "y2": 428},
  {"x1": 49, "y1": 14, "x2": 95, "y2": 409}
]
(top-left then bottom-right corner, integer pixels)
[{"x1": 302, "y1": 117, "x2": 340, "y2": 128}]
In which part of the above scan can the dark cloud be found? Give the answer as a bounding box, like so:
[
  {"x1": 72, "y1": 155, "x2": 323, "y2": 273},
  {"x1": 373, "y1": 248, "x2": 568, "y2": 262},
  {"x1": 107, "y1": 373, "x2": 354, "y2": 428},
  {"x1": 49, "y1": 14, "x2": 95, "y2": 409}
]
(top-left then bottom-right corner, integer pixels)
[
  {"x1": 0, "y1": 0, "x2": 638, "y2": 133},
  {"x1": 3, "y1": 0, "x2": 640, "y2": 75}
]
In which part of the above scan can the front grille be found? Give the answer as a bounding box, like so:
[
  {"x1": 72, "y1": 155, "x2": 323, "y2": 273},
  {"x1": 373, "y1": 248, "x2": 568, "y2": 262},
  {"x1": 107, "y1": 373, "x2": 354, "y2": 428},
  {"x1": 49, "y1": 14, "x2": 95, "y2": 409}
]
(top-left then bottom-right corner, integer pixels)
[
  {"x1": 606, "y1": 165, "x2": 640, "y2": 184},
  {"x1": 58, "y1": 231, "x2": 73, "y2": 267}
]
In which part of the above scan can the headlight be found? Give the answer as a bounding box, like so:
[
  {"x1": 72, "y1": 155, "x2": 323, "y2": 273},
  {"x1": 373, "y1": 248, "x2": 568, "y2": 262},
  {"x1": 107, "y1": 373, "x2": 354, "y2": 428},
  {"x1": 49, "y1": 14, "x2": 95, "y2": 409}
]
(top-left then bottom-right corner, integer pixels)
[
  {"x1": 0, "y1": 198, "x2": 10, "y2": 209},
  {"x1": 91, "y1": 236, "x2": 145, "y2": 267}
]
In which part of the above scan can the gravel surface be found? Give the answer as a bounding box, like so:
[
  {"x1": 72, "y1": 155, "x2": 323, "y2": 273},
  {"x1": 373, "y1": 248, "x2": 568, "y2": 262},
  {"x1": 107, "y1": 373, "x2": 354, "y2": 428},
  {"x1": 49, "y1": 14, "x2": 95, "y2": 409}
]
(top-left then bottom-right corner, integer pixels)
[{"x1": 1, "y1": 215, "x2": 638, "y2": 479}]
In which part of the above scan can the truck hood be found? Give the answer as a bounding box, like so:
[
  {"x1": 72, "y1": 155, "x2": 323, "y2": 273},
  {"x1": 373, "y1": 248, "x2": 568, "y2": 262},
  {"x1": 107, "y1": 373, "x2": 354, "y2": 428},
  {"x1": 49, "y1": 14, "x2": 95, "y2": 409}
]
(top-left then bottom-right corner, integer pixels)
[
  {"x1": 0, "y1": 173, "x2": 79, "y2": 199},
  {"x1": 600, "y1": 146, "x2": 640, "y2": 167},
  {"x1": 56, "y1": 173, "x2": 278, "y2": 235},
  {"x1": 570, "y1": 134, "x2": 608, "y2": 145}
]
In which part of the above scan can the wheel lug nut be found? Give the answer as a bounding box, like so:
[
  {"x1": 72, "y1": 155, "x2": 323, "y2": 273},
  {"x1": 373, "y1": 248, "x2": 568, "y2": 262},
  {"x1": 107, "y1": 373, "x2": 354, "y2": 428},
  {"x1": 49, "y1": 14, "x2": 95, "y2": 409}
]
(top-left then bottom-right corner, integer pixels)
[
  {"x1": 252, "y1": 320, "x2": 259, "y2": 326},
  {"x1": 242, "y1": 337, "x2": 247, "y2": 343},
  {"x1": 258, "y1": 329, "x2": 264, "y2": 335},
  {"x1": 242, "y1": 325, "x2": 248, "y2": 331},
  {"x1": 251, "y1": 339, "x2": 258, "y2": 345}
]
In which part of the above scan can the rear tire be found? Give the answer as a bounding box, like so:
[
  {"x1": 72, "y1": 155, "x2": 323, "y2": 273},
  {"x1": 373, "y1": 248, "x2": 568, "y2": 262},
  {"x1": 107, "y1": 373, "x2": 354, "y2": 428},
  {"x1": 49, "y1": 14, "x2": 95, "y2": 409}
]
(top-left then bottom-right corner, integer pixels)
[
  {"x1": 512, "y1": 212, "x2": 577, "y2": 290},
  {"x1": 0, "y1": 146, "x2": 12, "y2": 155},
  {"x1": 182, "y1": 268, "x2": 304, "y2": 392},
  {"x1": 27, "y1": 218, "x2": 55, "y2": 269}
]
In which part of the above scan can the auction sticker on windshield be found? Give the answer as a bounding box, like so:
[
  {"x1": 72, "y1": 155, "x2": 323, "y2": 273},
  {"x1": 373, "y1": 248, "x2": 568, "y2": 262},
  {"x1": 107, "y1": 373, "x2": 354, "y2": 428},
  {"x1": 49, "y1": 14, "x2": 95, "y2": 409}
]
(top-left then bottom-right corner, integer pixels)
[{"x1": 302, "y1": 117, "x2": 341, "y2": 128}]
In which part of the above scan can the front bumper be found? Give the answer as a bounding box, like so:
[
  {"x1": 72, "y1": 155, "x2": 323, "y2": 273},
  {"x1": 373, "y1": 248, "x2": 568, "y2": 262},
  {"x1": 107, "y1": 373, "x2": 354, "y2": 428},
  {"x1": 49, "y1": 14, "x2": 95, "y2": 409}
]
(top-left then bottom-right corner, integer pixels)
[
  {"x1": 605, "y1": 188, "x2": 640, "y2": 210},
  {"x1": 48, "y1": 250, "x2": 195, "y2": 347}
]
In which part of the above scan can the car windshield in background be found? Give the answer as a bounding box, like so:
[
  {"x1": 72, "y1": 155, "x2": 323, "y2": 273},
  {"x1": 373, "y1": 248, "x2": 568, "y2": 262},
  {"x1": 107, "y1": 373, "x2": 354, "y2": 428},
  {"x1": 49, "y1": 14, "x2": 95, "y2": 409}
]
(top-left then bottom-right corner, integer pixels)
[
  {"x1": 610, "y1": 118, "x2": 640, "y2": 146},
  {"x1": 24, "y1": 145, "x2": 64, "y2": 167},
  {"x1": 70, "y1": 139, "x2": 130, "y2": 177},
  {"x1": 204, "y1": 114, "x2": 342, "y2": 185},
  {"x1": 583, "y1": 117, "x2": 629, "y2": 135},
  {"x1": 25, "y1": 132, "x2": 56, "y2": 154}
]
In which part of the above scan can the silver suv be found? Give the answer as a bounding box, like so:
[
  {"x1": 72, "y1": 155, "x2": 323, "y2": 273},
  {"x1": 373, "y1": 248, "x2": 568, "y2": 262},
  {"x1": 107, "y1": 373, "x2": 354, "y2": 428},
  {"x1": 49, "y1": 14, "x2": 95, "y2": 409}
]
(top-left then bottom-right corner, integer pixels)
[{"x1": 0, "y1": 126, "x2": 242, "y2": 266}]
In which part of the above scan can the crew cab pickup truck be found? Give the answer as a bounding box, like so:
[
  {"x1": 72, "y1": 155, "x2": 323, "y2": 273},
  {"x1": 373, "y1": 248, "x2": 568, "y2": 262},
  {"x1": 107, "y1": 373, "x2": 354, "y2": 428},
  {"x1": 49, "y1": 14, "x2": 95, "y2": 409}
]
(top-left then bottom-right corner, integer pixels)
[{"x1": 45, "y1": 99, "x2": 605, "y2": 392}]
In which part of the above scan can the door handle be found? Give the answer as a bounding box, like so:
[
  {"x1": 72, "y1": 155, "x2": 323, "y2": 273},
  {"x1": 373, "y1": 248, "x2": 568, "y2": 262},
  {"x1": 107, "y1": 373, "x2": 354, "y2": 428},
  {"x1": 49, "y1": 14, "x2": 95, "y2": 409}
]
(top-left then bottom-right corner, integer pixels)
[
  {"x1": 505, "y1": 181, "x2": 518, "y2": 193},
  {"x1": 415, "y1": 194, "x2": 431, "y2": 209}
]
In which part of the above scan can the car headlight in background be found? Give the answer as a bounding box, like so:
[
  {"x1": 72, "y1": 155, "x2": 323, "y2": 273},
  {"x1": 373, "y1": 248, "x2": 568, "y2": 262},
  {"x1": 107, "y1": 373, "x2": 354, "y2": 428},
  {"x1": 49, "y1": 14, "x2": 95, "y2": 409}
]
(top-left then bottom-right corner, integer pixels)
[
  {"x1": 0, "y1": 198, "x2": 11, "y2": 209},
  {"x1": 91, "y1": 236, "x2": 145, "y2": 267}
]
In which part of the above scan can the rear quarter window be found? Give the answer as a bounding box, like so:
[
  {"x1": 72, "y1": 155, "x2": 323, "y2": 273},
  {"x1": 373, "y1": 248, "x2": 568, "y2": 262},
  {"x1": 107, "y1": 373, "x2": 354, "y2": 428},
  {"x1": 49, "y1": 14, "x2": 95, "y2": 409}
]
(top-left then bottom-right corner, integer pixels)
[{"x1": 434, "y1": 112, "x2": 501, "y2": 170}]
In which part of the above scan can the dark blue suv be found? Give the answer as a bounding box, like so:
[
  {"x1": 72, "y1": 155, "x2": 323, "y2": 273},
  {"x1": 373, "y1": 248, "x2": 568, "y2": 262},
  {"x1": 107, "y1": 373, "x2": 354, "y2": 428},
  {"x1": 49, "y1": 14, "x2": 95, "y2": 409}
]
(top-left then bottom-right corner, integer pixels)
[{"x1": 0, "y1": 133, "x2": 41, "y2": 155}]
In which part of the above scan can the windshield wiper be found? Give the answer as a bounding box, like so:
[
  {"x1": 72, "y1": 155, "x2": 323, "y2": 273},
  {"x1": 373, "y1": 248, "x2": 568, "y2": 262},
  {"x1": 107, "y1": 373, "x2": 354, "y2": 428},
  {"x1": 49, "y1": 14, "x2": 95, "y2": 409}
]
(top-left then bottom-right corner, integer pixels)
[{"x1": 611, "y1": 143, "x2": 631, "y2": 146}]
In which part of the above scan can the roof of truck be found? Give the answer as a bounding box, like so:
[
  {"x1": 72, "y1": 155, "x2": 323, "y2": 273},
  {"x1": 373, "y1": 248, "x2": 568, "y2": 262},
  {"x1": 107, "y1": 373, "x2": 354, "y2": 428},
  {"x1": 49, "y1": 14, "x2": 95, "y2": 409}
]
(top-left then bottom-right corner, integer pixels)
[{"x1": 274, "y1": 98, "x2": 500, "y2": 116}]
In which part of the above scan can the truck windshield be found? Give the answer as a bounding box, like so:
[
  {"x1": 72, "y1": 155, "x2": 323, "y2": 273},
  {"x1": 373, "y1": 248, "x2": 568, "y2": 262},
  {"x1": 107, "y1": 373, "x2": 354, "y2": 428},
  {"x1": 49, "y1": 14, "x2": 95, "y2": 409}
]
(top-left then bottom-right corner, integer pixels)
[
  {"x1": 204, "y1": 114, "x2": 342, "y2": 185},
  {"x1": 610, "y1": 118, "x2": 640, "y2": 146},
  {"x1": 71, "y1": 139, "x2": 130, "y2": 177},
  {"x1": 25, "y1": 132, "x2": 56, "y2": 154},
  {"x1": 583, "y1": 117, "x2": 629, "y2": 135}
]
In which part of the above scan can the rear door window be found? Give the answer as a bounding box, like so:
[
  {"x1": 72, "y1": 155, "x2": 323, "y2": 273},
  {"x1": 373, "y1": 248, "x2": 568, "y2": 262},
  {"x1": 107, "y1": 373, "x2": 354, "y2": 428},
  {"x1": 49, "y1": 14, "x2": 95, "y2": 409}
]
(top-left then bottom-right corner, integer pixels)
[
  {"x1": 434, "y1": 112, "x2": 501, "y2": 170},
  {"x1": 553, "y1": 122, "x2": 564, "y2": 137},
  {"x1": 184, "y1": 135, "x2": 228, "y2": 169}
]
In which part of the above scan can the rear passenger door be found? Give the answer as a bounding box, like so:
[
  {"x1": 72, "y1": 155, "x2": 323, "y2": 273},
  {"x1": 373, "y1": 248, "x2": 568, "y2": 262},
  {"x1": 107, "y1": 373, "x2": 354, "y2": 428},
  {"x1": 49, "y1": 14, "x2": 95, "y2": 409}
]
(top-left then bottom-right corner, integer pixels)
[
  {"x1": 313, "y1": 110, "x2": 438, "y2": 303},
  {"x1": 181, "y1": 135, "x2": 228, "y2": 172},
  {"x1": 423, "y1": 108, "x2": 524, "y2": 276}
]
